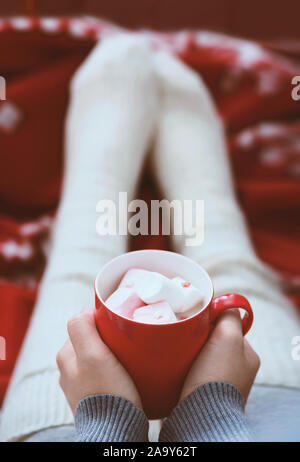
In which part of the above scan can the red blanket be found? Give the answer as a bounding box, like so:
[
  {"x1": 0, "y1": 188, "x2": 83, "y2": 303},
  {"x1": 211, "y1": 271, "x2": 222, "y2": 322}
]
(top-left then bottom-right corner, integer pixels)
[{"x1": 0, "y1": 17, "x2": 300, "y2": 404}]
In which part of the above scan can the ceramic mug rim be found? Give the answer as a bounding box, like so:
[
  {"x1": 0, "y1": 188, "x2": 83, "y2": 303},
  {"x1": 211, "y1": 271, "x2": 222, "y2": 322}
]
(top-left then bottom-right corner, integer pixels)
[{"x1": 95, "y1": 249, "x2": 215, "y2": 327}]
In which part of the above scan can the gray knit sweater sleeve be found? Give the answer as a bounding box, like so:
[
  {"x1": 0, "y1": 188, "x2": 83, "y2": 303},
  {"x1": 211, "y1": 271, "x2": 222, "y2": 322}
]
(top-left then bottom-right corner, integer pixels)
[
  {"x1": 74, "y1": 394, "x2": 149, "y2": 442},
  {"x1": 160, "y1": 382, "x2": 254, "y2": 442},
  {"x1": 74, "y1": 382, "x2": 254, "y2": 442}
]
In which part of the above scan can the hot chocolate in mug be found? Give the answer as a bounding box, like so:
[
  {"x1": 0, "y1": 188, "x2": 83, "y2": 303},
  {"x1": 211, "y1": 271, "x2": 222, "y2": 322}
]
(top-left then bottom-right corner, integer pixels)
[{"x1": 94, "y1": 249, "x2": 253, "y2": 419}]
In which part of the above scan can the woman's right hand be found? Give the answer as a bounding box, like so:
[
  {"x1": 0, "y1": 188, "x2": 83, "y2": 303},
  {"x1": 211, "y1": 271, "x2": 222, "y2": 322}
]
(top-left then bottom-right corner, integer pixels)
[{"x1": 180, "y1": 309, "x2": 260, "y2": 403}]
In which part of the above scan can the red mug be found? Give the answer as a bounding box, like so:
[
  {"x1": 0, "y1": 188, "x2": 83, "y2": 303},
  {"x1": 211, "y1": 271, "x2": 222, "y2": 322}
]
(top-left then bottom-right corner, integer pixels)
[{"x1": 94, "y1": 250, "x2": 253, "y2": 419}]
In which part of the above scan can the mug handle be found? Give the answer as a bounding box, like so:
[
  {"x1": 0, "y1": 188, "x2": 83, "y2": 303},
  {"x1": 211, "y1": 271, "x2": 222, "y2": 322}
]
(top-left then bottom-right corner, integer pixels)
[{"x1": 210, "y1": 293, "x2": 253, "y2": 335}]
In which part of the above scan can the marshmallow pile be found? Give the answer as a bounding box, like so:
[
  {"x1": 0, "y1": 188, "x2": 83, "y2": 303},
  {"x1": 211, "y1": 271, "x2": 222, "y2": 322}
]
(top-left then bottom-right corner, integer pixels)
[{"x1": 105, "y1": 268, "x2": 204, "y2": 324}]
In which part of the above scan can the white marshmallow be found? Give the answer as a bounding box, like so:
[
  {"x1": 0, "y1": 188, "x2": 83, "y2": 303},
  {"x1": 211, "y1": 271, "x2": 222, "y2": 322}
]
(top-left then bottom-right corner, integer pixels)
[
  {"x1": 105, "y1": 287, "x2": 145, "y2": 318},
  {"x1": 171, "y1": 277, "x2": 204, "y2": 313},
  {"x1": 133, "y1": 301, "x2": 177, "y2": 324},
  {"x1": 120, "y1": 268, "x2": 184, "y2": 310},
  {"x1": 119, "y1": 268, "x2": 148, "y2": 289}
]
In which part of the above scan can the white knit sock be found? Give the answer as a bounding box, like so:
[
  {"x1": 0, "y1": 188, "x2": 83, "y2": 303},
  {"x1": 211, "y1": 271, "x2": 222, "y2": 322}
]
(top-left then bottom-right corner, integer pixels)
[
  {"x1": 0, "y1": 34, "x2": 159, "y2": 442},
  {"x1": 152, "y1": 51, "x2": 300, "y2": 390}
]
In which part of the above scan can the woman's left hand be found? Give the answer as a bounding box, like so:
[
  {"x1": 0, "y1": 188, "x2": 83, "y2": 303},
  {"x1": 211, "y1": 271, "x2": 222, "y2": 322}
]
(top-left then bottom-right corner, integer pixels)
[{"x1": 56, "y1": 307, "x2": 142, "y2": 413}]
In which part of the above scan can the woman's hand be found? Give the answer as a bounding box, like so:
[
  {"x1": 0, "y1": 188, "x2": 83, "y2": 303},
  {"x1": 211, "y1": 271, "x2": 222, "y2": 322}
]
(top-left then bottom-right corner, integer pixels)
[
  {"x1": 56, "y1": 307, "x2": 142, "y2": 414},
  {"x1": 180, "y1": 309, "x2": 260, "y2": 403}
]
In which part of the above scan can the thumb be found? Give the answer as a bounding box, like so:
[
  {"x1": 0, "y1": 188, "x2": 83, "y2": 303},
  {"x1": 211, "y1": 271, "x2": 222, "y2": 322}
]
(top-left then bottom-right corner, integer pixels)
[{"x1": 67, "y1": 308, "x2": 102, "y2": 360}]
